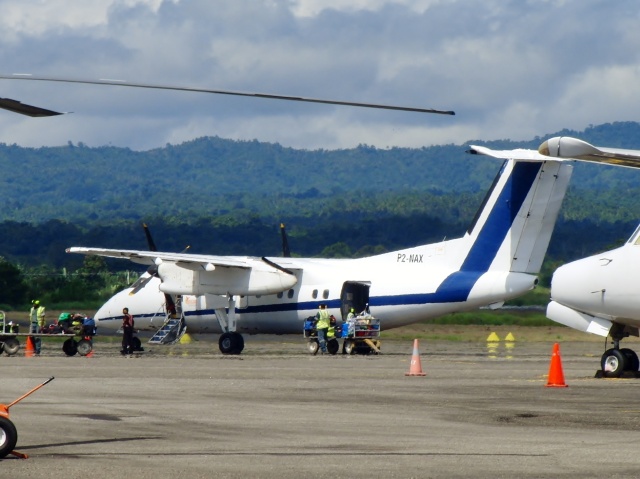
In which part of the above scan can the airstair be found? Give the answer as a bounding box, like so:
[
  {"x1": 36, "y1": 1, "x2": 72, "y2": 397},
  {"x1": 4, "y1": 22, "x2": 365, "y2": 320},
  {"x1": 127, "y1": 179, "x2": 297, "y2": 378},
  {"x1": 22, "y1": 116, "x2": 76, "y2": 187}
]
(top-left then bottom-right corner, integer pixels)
[{"x1": 148, "y1": 316, "x2": 187, "y2": 345}]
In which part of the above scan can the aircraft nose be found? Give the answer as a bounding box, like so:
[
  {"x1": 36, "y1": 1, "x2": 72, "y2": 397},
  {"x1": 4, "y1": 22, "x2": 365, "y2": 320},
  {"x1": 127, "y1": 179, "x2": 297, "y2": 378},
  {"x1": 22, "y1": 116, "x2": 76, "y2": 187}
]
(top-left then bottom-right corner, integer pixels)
[
  {"x1": 94, "y1": 288, "x2": 129, "y2": 327},
  {"x1": 550, "y1": 256, "x2": 606, "y2": 312},
  {"x1": 94, "y1": 275, "x2": 165, "y2": 330}
]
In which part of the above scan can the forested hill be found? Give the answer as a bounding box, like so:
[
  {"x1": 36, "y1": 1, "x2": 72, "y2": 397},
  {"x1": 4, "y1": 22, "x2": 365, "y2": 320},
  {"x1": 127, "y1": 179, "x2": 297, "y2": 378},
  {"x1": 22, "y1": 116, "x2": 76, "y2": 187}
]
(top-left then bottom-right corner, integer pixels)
[
  {"x1": 0, "y1": 121, "x2": 639, "y2": 272},
  {"x1": 1, "y1": 121, "x2": 640, "y2": 225}
]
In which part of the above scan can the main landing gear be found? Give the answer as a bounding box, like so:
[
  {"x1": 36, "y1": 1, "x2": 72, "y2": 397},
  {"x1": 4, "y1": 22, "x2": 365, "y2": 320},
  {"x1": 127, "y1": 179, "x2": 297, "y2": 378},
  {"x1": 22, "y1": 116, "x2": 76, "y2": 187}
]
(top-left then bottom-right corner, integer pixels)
[
  {"x1": 599, "y1": 325, "x2": 640, "y2": 378},
  {"x1": 215, "y1": 295, "x2": 245, "y2": 355},
  {"x1": 218, "y1": 332, "x2": 244, "y2": 355}
]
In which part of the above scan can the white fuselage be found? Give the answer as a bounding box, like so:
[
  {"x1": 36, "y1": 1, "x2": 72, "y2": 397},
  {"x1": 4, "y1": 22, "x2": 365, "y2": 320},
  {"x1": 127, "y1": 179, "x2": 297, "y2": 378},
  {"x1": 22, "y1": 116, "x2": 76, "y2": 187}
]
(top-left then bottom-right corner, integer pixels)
[
  {"x1": 547, "y1": 229, "x2": 640, "y2": 335},
  {"x1": 95, "y1": 239, "x2": 538, "y2": 335}
]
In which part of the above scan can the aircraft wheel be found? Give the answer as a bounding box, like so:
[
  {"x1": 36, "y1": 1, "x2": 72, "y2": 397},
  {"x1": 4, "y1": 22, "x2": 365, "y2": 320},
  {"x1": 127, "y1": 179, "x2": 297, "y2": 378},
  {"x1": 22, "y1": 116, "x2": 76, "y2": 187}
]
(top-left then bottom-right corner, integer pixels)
[
  {"x1": 234, "y1": 333, "x2": 245, "y2": 354},
  {"x1": 327, "y1": 338, "x2": 339, "y2": 355},
  {"x1": 343, "y1": 340, "x2": 355, "y2": 355},
  {"x1": 307, "y1": 339, "x2": 319, "y2": 355},
  {"x1": 219, "y1": 332, "x2": 243, "y2": 355},
  {"x1": 62, "y1": 338, "x2": 78, "y2": 356},
  {"x1": 3, "y1": 338, "x2": 19, "y2": 356},
  {"x1": 76, "y1": 339, "x2": 93, "y2": 356},
  {"x1": 621, "y1": 348, "x2": 640, "y2": 372},
  {"x1": 0, "y1": 416, "x2": 18, "y2": 459},
  {"x1": 601, "y1": 348, "x2": 626, "y2": 378},
  {"x1": 132, "y1": 336, "x2": 143, "y2": 351}
]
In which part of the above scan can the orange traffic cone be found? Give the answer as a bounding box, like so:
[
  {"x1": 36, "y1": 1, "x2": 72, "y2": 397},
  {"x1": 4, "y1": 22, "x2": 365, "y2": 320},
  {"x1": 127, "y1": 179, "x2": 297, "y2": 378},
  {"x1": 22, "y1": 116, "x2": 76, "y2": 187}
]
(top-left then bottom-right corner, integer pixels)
[
  {"x1": 545, "y1": 342, "x2": 568, "y2": 388},
  {"x1": 405, "y1": 339, "x2": 426, "y2": 376},
  {"x1": 24, "y1": 336, "x2": 35, "y2": 358}
]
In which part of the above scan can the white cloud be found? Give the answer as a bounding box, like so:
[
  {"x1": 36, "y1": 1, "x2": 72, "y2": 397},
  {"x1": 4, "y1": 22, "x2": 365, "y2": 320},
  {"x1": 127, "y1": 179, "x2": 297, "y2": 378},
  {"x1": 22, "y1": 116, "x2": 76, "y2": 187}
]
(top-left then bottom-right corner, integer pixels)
[
  {"x1": 0, "y1": 0, "x2": 638, "y2": 150},
  {"x1": 290, "y1": 0, "x2": 447, "y2": 17}
]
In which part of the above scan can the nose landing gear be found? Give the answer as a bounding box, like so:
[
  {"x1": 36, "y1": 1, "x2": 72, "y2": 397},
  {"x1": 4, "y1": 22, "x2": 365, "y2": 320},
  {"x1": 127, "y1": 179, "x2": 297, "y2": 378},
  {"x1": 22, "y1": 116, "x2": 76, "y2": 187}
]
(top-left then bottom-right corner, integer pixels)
[{"x1": 599, "y1": 327, "x2": 640, "y2": 378}]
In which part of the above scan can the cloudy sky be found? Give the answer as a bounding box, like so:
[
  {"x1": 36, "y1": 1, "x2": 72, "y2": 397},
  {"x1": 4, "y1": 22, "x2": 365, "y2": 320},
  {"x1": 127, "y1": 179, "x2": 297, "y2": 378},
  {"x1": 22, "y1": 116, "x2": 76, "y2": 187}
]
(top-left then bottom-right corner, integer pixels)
[{"x1": 0, "y1": 0, "x2": 639, "y2": 150}]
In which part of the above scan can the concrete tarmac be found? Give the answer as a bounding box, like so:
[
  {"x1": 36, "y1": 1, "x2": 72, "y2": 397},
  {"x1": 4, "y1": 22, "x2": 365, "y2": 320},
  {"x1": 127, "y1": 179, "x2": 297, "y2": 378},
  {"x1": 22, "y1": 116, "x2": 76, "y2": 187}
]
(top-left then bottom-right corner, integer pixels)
[{"x1": 2, "y1": 337, "x2": 640, "y2": 478}]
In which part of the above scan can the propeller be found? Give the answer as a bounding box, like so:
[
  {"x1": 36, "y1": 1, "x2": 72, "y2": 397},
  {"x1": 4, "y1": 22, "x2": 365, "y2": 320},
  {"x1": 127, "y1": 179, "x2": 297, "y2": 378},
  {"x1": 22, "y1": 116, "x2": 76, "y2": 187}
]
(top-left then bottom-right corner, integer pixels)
[{"x1": 129, "y1": 223, "x2": 178, "y2": 317}]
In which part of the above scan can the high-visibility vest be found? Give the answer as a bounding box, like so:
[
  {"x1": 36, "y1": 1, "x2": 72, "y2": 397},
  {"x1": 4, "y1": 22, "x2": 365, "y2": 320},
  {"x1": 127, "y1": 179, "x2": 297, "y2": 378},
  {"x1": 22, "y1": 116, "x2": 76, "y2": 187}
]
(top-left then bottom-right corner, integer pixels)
[
  {"x1": 37, "y1": 306, "x2": 46, "y2": 327},
  {"x1": 316, "y1": 309, "x2": 330, "y2": 329}
]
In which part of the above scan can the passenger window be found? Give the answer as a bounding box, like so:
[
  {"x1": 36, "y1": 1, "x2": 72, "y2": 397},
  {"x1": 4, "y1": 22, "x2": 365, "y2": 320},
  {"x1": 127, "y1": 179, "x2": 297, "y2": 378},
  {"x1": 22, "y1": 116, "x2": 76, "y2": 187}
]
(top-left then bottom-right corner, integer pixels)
[
  {"x1": 287, "y1": 289, "x2": 294, "y2": 299},
  {"x1": 277, "y1": 292, "x2": 283, "y2": 299},
  {"x1": 323, "y1": 289, "x2": 329, "y2": 299},
  {"x1": 312, "y1": 289, "x2": 318, "y2": 299}
]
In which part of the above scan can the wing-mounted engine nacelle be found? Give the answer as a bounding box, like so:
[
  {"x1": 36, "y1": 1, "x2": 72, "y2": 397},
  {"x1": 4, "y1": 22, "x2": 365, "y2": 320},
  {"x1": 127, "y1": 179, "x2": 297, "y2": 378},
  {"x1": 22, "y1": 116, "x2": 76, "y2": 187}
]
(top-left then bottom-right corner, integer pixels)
[{"x1": 157, "y1": 261, "x2": 297, "y2": 296}]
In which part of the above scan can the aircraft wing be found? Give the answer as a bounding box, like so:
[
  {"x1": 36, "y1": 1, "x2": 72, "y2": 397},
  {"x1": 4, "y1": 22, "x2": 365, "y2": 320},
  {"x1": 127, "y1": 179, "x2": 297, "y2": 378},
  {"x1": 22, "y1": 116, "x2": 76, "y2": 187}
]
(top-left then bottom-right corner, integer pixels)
[
  {"x1": 67, "y1": 247, "x2": 297, "y2": 296},
  {"x1": 539, "y1": 137, "x2": 640, "y2": 169}
]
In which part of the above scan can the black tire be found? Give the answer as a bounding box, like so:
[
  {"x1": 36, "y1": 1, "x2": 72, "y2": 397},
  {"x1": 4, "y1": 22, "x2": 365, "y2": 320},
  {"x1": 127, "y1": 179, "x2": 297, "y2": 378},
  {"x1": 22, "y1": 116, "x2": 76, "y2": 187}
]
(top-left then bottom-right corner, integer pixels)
[
  {"x1": 76, "y1": 339, "x2": 93, "y2": 356},
  {"x1": 2, "y1": 338, "x2": 19, "y2": 356},
  {"x1": 621, "y1": 348, "x2": 640, "y2": 372},
  {"x1": 234, "y1": 333, "x2": 245, "y2": 354},
  {"x1": 307, "y1": 339, "x2": 319, "y2": 355},
  {"x1": 62, "y1": 338, "x2": 78, "y2": 357},
  {"x1": 343, "y1": 340, "x2": 355, "y2": 355},
  {"x1": 601, "y1": 348, "x2": 626, "y2": 378},
  {"x1": 327, "y1": 338, "x2": 339, "y2": 355},
  {"x1": 0, "y1": 416, "x2": 18, "y2": 458},
  {"x1": 219, "y1": 332, "x2": 243, "y2": 355}
]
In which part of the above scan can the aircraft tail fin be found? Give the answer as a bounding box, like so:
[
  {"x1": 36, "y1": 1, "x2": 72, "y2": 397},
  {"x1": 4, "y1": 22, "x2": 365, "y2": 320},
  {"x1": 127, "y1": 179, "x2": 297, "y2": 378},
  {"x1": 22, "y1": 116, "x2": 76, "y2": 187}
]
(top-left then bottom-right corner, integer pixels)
[{"x1": 463, "y1": 147, "x2": 573, "y2": 274}]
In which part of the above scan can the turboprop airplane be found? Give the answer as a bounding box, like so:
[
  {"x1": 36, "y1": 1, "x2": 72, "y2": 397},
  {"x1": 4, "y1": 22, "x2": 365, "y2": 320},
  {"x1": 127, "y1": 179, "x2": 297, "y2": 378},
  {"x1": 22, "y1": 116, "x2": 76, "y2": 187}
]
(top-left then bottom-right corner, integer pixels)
[
  {"x1": 539, "y1": 136, "x2": 640, "y2": 377},
  {"x1": 68, "y1": 146, "x2": 574, "y2": 354}
]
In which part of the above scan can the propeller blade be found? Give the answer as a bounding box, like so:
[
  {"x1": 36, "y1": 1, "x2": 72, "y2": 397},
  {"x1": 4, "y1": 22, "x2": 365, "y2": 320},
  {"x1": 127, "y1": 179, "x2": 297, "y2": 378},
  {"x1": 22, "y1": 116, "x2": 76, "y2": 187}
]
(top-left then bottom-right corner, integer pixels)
[
  {"x1": 0, "y1": 73, "x2": 455, "y2": 116},
  {"x1": 142, "y1": 223, "x2": 158, "y2": 251},
  {"x1": 128, "y1": 273, "x2": 153, "y2": 295},
  {"x1": 280, "y1": 223, "x2": 291, "y2": 257}
]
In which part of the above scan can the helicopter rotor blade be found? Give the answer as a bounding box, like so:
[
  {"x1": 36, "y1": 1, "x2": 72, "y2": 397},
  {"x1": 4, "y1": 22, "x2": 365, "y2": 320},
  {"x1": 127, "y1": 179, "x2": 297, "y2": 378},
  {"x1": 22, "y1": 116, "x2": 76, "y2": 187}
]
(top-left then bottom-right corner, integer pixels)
[{"x1": 0, "y1": 73, "x2": 455, "y2": 116}]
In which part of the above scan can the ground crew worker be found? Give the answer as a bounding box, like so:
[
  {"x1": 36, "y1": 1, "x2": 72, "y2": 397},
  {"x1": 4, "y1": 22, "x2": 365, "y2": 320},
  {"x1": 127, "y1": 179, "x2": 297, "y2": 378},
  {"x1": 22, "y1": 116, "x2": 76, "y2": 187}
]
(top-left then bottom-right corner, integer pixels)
[
  {"x1": 121, "y1": 307, "x2": 135, "y2": 356},
  {"x1": 315, "y1": 304, "x2": 330, "y2": 354},
  {"x1": 29, "y1": 300, "x2": 45, "y2": 355}
]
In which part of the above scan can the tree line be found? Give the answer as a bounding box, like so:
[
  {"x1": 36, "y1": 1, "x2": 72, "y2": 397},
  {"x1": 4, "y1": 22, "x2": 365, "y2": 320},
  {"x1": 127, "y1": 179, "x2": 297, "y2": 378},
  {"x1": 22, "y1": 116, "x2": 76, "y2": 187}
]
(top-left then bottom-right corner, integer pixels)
[{"x1": 1, "y1": 120, "x2": 639, "y2": 308}]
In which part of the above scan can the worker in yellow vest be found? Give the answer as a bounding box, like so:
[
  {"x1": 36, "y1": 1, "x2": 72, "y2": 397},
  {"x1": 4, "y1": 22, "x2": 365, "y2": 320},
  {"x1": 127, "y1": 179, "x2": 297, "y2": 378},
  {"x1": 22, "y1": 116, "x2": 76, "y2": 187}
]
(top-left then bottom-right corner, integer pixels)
[
  {"x1": 29, "y1": 300, "x2": 45, "y2": 355},
  {"x1": 315, "y1": 304, "x2": 330, "y2": 354}
]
